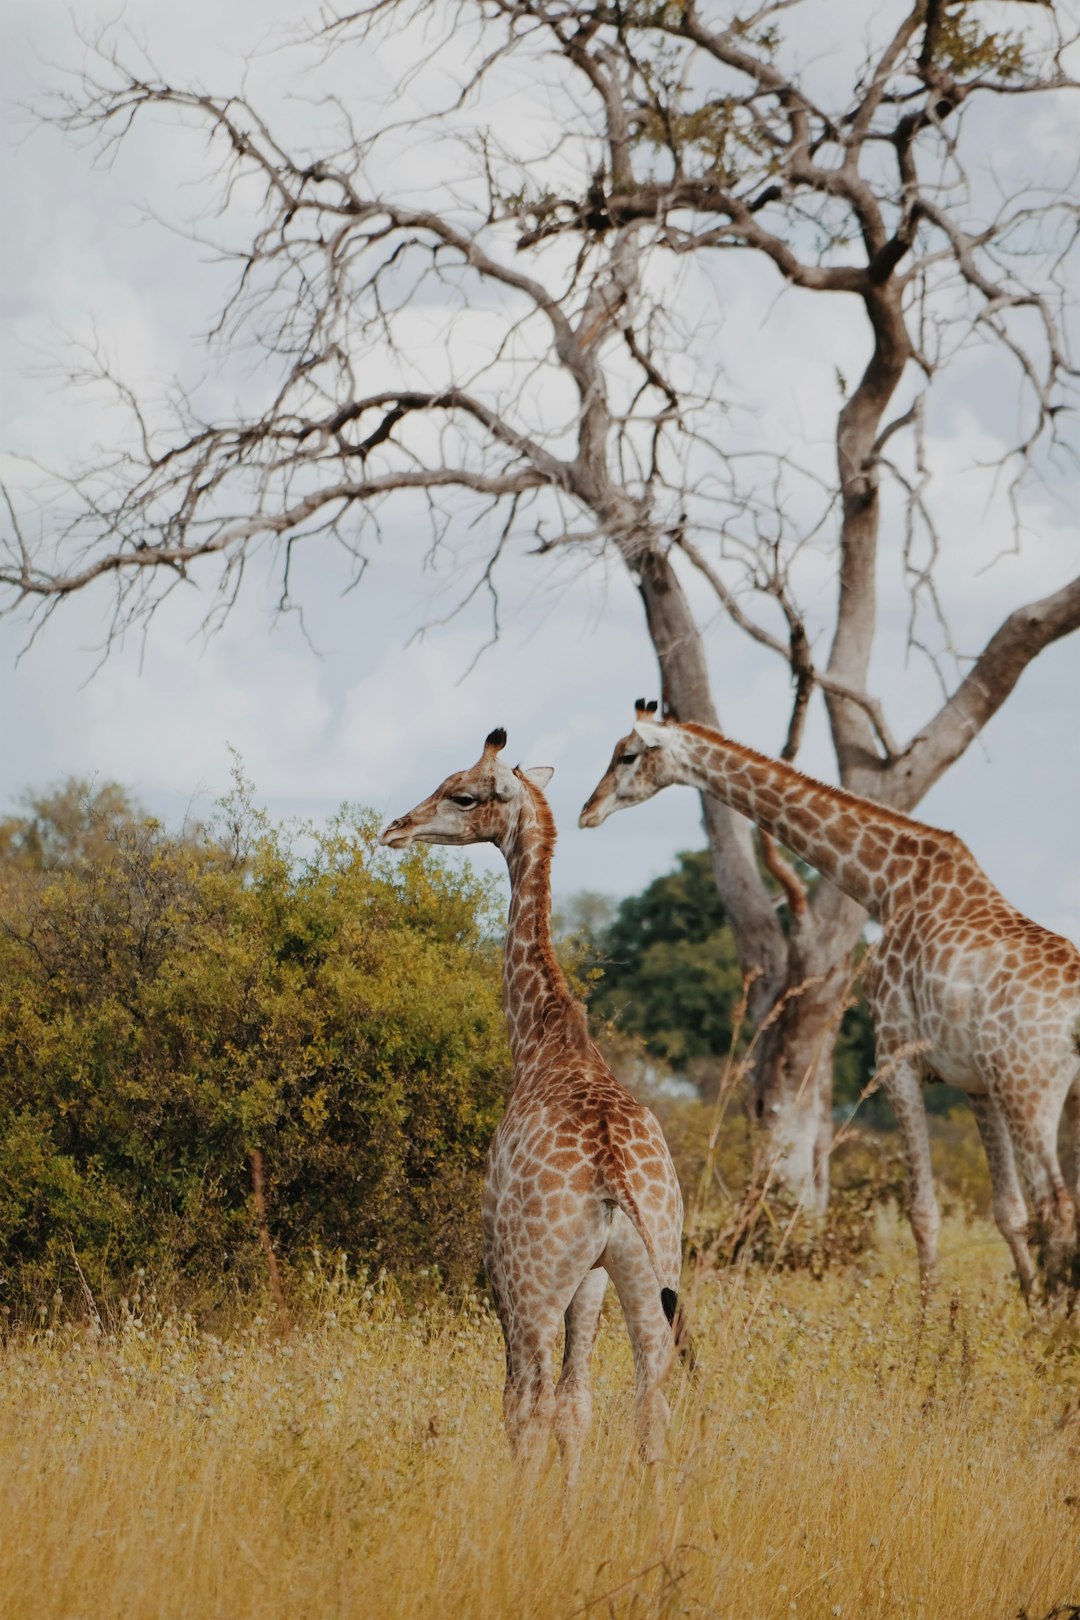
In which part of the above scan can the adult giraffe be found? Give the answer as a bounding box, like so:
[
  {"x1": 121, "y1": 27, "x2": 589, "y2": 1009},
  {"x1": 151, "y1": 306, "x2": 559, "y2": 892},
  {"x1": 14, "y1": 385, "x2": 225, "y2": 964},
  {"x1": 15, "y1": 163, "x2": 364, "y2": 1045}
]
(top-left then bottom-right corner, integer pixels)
[
  {"x1": 580, "y1": 705, "x2": 1080, "y2": 1297},
  {"x1": 380, "y1": 728, "x2": 686, "y2": 1482}
]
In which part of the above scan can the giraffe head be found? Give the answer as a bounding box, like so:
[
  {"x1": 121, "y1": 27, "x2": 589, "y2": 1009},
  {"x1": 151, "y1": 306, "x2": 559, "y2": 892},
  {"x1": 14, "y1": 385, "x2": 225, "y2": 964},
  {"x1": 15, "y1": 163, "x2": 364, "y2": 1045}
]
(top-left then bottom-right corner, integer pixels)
[
  {"x1": 379, "y1": 728, "x2": 555, "y2": 851},
  {"x1": 578, "y1": 701, "x2": 684, "y2": 828}
]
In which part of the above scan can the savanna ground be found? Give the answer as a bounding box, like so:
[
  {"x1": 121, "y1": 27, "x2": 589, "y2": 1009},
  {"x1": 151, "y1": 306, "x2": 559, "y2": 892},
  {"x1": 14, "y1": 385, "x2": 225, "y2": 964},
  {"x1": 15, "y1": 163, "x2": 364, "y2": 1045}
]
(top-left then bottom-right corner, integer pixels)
[
  {"x1": 0, "y1": 807, "x2": 1077, "y2": 1617},
  {"x1": 3, "y1": 1205, "x2": 1079, "y2": 1620}
]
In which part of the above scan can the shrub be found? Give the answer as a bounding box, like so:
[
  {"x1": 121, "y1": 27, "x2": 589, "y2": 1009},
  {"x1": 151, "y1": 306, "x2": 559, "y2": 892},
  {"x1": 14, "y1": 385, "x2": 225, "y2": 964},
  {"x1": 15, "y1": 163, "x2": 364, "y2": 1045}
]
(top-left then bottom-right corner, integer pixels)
[{"x1": 0, "y1": 783, "x2": 509, "y2": 1313}]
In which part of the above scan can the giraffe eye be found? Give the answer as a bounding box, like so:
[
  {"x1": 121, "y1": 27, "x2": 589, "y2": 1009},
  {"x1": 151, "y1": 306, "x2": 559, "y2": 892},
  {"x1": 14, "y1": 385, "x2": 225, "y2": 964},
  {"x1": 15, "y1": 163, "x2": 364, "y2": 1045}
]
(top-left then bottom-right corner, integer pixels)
[
  {"x1": 449, "y1": 794, "x2": 477, "y2": 808},
  {"x1": 618, "y1": 753, "x2": 638, "y2": 766}
]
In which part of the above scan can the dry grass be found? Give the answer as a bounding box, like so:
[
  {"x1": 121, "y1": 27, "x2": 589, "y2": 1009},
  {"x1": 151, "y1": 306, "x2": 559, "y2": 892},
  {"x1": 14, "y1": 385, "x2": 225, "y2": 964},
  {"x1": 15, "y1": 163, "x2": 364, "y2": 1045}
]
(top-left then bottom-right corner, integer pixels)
[{"x1": 3, "y1": 1215, "x2": 1080, "y2": 1620}]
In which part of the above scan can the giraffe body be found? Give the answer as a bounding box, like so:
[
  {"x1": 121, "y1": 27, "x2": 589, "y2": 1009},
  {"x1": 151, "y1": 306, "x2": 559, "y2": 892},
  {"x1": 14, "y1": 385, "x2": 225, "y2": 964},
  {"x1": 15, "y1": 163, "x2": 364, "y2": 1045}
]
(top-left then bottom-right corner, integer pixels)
[
  {"x1": 580, "y1": 712, "x2": 1080, "y2": 1293},
  {"x1": 381, "y1": 730, "x2": 684, "y2": 1480}
]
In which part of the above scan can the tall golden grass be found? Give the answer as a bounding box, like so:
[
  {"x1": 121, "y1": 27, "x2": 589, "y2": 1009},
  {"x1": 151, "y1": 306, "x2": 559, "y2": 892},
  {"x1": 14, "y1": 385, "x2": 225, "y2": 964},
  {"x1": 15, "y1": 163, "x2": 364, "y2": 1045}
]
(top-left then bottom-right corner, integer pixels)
[{"x1": 2, "y1": 1211, "x2": 1078, "y2": 1620}]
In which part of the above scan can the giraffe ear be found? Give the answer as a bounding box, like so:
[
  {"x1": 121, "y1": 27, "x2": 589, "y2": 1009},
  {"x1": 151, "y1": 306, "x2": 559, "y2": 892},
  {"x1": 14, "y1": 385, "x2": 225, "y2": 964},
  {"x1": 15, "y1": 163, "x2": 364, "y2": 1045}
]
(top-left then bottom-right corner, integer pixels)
[
  {"x1": 521, "y1": 765, "x2": 554, "y2": 790},
  {"x1": 632, "y1": 720, "x2": 666, "y2": 748}
]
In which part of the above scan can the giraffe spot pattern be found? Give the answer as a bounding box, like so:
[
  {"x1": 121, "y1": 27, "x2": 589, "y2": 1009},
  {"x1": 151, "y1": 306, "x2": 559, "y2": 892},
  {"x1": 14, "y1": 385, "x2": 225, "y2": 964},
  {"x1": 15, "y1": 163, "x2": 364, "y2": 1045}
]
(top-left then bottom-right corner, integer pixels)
[
  {"x1": 657, "y1": 720, "x2": 1080, "y2": 1295},
  {"x1": 385, "y1": 739, "x2": 684, "y2": 1478}
]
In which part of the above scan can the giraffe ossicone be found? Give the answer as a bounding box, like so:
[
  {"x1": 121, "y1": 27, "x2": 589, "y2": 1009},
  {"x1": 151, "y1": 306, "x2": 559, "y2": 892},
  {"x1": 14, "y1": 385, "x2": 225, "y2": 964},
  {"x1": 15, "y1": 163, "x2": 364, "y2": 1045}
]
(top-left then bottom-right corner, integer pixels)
[
  {"x1": 581, "y1": 708, "x2": 1080, "y2": 1298},
  {"x1": 380, "y1": 729, "x2": 687, "y2": 1483}
]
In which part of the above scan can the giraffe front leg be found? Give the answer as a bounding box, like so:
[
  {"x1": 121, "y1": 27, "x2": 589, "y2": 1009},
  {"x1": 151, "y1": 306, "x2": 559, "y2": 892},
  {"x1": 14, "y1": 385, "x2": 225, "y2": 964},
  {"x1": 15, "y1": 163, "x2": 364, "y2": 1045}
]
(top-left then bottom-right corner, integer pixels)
[
  {"x1": 884, "y1": 1058, "x2": 941, "y2": 1294},
  {"x1": 554, "y1": 1268, "x2": 608, "y2": 1491},
  {"x1": 970, "y1": 1093, "x2": 1035, "y2": 1301}
]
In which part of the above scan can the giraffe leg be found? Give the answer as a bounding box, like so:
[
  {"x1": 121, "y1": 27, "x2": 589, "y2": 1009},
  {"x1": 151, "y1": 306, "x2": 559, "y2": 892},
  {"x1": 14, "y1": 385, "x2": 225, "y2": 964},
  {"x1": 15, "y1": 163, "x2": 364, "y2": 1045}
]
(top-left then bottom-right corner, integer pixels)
[
  {"x1": 1061, "y1": 1081, "x2": 1080, "y2": 1204},
  {"x1": 995, "y1": 1089, "x2": 1077, "y2": 1294},
  {"x1": 970, "y1": 1093, "x2": 1035, "y2": 1301},
  {"x1": 884, "y1": 1060, "x2": 941, "y2": 1292},
  {"x1": 501, "y1": 1300, "x2": 563, "y2": 1469},
  {"x1": 554, "y1": 1268, "x2": 608, "y2": 1490},
  {"x1": 602, "y1": 1212, "x2": 677, "y2": 1467}
]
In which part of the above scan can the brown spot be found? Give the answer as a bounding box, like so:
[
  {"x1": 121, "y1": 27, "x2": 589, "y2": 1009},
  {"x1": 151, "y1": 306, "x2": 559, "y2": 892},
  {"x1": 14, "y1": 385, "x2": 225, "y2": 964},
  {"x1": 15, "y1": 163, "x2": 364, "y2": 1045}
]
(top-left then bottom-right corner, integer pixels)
[
  {"x1": 859, "y1": 831, "x2": 890, "y2": 868},
  {"x1": 785, "y1": 804, "x2": 819, "y2": 838}
]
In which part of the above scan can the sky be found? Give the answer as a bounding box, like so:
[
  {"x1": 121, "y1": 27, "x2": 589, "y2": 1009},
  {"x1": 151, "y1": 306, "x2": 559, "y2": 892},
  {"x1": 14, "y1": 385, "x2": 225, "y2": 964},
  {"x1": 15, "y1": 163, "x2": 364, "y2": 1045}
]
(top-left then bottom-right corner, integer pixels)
[{"x1": 1, "y1": 0, "x2": 1079, "y2": 941}]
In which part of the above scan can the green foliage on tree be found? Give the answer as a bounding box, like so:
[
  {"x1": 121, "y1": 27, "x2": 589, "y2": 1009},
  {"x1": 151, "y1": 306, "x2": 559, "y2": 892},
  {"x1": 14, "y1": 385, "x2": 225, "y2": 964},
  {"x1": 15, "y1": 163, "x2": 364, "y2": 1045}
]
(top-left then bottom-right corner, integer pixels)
[
  {"x1": 571, "y1": 848, "x2": 883, "y2": 1102},
  {"x1": 578, "y1": 851, "x2": 743, "y2": 1067},
  {"x1": 0, "y1": 780, "x2": 508, "y2": 1312}
]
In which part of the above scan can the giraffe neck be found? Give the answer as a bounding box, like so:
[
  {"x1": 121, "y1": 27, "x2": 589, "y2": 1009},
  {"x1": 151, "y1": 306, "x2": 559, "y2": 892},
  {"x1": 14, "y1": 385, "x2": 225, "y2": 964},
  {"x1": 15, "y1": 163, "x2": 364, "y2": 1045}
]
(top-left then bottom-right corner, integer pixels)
[
  {"x1": 499, "y1": 781, "x2": 588, "y2": 1070},
  {"x1": 674, "y1": 723, "x2": 961, "y2": 921}
]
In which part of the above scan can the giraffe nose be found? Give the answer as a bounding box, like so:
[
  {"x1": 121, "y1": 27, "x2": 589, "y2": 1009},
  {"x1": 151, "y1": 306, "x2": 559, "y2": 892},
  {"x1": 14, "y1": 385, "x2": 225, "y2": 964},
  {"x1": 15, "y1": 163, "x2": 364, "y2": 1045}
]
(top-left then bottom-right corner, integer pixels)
[{"x1": 379, "y1": 817, "x2": 412, "y2": 849}]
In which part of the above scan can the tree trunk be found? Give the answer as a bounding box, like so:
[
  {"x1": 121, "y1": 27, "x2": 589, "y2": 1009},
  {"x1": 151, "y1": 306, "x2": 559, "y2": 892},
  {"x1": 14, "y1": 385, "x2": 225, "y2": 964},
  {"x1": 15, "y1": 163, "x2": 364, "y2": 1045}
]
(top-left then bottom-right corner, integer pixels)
[
  {"x1": 250, "y1": 1147, "x2": 291, "y2": 1331},
  {"x1": 629, "y1": 542, "x2": 855, "y2": 1213},
  {"x1": 623, "y1": 288, "x2": 914, "y2": 1211},
  {"x1": 753, "y1": 885, "x2": 867, "y2": 1213},
  {"x1": 755, "y1": 286, "x2": 912, "y2": 1206},
  {"x1": 632, "y1": 544, "x2": 788, "y2": 1027}
]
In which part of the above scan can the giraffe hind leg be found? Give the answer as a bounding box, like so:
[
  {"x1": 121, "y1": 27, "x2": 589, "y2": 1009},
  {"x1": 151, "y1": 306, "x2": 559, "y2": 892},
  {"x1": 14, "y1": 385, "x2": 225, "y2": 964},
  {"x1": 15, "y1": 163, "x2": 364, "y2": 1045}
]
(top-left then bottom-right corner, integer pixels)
[
  {"x1": 885, "y1": 1059, "x2": 941, "y2": 1291},
  {"x1": 1061, "y1": 1080, "x2": 1080, "y2": 1204},
  {"x1": 493, "y1": 1231, "x2": 611, "y2": 1475},
  {"x1": 602, "y1": 1212, "x2": 677, "y2": 1466},
  {"x1": 501, "y1": 1304, "x2": 562, "y2": 1470},
  {"x1": 554, "y1": 1268, "x2": 607, "y2": 1490},
  {"x1": 971, "y1": 1093, "x2": 1035, "y2": 1301},
  {"x1": 997, "y1": 1086, "x2": 1077, "y2": 1295}
]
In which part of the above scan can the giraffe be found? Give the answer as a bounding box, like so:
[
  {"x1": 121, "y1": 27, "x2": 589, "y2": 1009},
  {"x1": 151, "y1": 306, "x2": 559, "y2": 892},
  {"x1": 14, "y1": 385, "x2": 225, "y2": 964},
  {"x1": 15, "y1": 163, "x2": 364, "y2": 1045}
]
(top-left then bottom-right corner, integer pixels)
[
  {"x1": 380, "y1": 728, "x2": 686, "y2": 1482},
  {"x1": 579, "y1": 704, "x2": 1080, "y2": 1297}
]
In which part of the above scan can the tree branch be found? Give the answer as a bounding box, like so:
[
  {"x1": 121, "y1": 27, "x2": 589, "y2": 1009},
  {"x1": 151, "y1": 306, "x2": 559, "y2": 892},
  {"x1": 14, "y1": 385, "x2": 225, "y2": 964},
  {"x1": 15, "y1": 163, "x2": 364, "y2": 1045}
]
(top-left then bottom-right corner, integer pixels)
[
  {"x1": 894, "y1": 569, "x2": 1080, "y2": 808},
  {"x1": 676, "y1": 532, "x2": 902, "y2": 761}
]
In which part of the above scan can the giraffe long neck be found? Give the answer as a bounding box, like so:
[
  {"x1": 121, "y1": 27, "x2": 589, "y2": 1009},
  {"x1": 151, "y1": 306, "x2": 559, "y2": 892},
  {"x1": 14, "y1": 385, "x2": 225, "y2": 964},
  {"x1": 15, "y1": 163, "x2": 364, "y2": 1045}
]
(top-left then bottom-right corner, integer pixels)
[
  {"x1": 675, "y1": 723, "x2": 954, "y2": 921},
  {"x1": 500, "y1": 782, "x2": 589, "y2": 1070}
]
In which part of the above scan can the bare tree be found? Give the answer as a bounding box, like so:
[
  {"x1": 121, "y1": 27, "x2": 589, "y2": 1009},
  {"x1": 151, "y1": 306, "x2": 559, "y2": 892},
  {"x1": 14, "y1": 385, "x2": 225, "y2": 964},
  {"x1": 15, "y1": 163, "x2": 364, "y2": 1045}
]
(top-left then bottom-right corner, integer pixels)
[{"x1": 5, "y1": 1, "x2": 1080, "y2": 1205}]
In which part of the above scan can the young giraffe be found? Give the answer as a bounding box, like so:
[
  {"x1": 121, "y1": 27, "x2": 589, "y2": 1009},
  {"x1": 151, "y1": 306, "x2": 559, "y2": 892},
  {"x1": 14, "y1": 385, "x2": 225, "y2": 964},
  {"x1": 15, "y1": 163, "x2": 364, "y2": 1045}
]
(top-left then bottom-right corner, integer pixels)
[
  {"x1": 580, "y1": 705, "x2": 1080, "y2": 1297},
  {"x1": 380, "y1": 729, "x2": 686, "y2": 1482}
]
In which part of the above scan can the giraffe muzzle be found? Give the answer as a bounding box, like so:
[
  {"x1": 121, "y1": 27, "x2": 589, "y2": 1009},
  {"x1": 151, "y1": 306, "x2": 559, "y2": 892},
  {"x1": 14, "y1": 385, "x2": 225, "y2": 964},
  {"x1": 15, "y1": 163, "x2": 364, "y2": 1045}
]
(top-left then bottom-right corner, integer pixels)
[
  {"x1": 378, "y1": 817, "x2": 415, "y2": 849},
  {"x1": 578, "y1": 795, "x2": 611, "y2": 830}
]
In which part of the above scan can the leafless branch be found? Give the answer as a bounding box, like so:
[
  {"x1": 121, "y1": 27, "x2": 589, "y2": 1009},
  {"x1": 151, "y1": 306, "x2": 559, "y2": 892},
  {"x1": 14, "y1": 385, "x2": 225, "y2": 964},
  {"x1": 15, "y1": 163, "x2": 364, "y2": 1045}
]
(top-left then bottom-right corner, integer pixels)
[
  {"x1": 675, "y1": 532, "x2": 903, "y2": 762},
  {"x1": 6, "y1": 0, "x2": 1080, "y2": 1203}
]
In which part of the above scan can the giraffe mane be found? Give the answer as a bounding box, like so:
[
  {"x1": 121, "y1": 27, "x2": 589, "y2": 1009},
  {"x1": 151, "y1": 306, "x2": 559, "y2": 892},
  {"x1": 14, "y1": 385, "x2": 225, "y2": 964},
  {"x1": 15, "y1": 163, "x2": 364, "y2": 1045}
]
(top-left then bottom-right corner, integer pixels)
[
  {"x1": 514, "y1": 768, "x2": 590, "y2": 1047},
  {"x1": 678, "y1": 723, "x2": 964, "y2": 846}
]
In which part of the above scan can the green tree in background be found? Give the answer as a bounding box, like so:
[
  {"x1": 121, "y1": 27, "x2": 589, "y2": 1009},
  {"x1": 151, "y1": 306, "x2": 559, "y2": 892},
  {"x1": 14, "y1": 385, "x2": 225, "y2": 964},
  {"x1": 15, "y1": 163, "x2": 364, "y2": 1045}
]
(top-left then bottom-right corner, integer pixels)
[
  {"x1": 569, "y1": 849, "x2": 880, "y2": 1108},
  {"x1": 0, "y1": 780, "x2": 508, "y2": 1311},
  {"x1": 0, "y1": 788, "x2": 955, "y2": 1319},
  {"x1": 582, "y1": 852, "x2": 743, "y2": 1069}
]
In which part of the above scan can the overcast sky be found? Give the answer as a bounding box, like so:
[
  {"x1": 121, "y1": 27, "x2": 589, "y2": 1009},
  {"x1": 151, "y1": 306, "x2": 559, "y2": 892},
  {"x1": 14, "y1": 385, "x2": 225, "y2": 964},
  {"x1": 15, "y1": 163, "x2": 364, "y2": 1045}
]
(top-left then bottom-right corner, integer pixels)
[{"x1": 1, "y1": 0, "x2": 1079, "y2": 942}]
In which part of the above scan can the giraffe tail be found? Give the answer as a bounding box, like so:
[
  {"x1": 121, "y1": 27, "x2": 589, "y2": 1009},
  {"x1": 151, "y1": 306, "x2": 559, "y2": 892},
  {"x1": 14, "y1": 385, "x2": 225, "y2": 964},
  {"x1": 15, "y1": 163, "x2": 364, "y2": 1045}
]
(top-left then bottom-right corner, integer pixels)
[
  {"x1": 601, "y1": 1166, "x2": 698, "y2": 1376},
  {"x1": 661, "y1": 1284, "x2": 699, "y2": 1378}
]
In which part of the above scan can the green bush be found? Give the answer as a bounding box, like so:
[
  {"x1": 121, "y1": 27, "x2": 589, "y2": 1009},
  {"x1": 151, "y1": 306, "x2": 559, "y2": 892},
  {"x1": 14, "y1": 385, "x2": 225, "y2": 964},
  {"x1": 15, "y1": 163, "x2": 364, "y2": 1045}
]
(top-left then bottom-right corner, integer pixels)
[{"x1": 0, "y1": 783, "x2": 509, "y2": 1313}]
